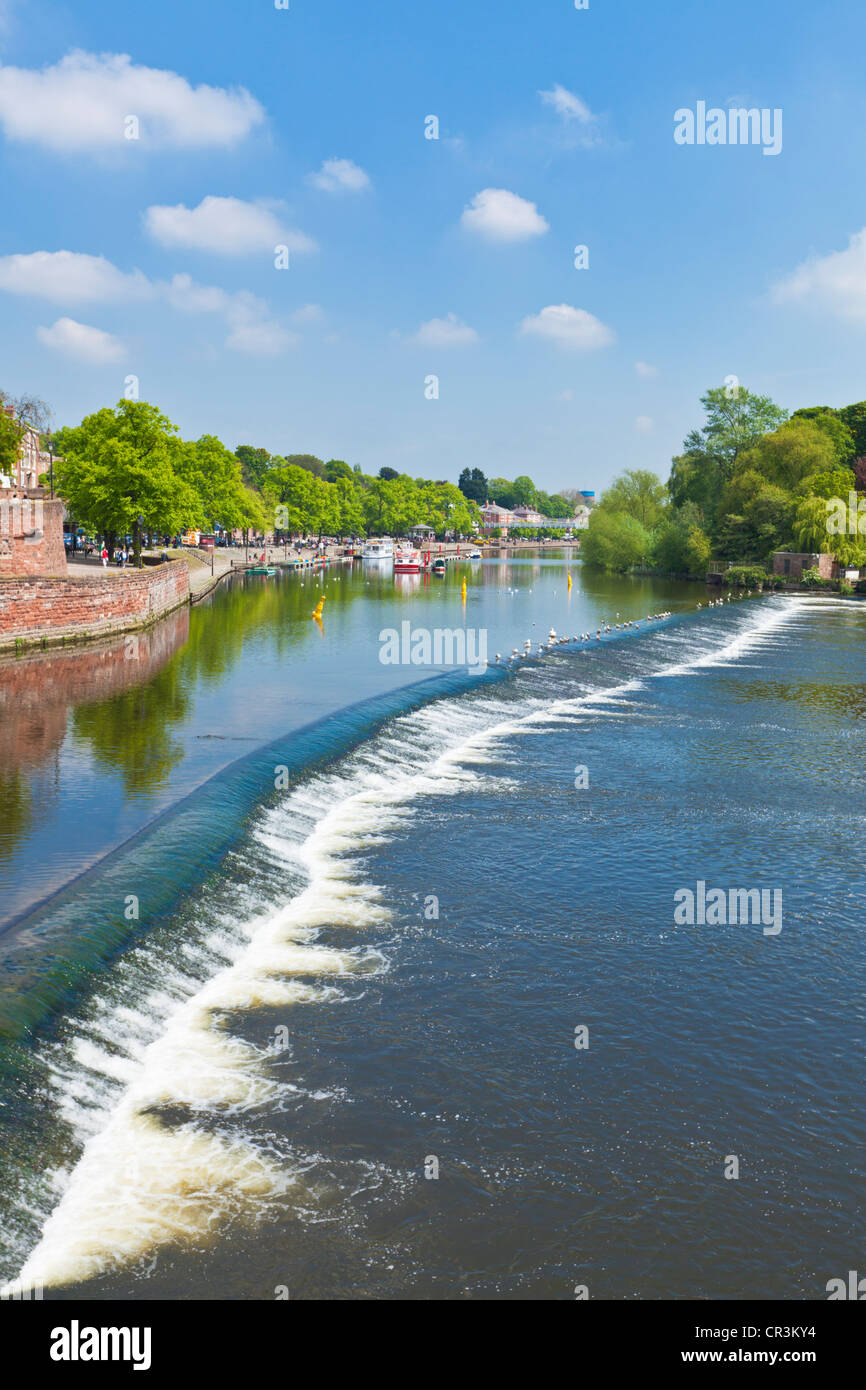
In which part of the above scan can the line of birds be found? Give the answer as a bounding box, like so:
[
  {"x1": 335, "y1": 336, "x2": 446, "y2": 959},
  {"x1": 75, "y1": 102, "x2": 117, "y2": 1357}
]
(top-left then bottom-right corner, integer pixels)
[
  {"x1": 494, "y1": 610, "x2": 673, "y2": 664},
  {"x1": 696, "y1": 592, "x2": 754, "y2": 607}
]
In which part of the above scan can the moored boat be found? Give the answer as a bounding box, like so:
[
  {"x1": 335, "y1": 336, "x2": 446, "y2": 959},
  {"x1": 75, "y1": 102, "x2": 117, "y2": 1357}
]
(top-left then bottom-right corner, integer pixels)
[{"x1": 361, "y1": 538, "x2": 394, "y2": 561}]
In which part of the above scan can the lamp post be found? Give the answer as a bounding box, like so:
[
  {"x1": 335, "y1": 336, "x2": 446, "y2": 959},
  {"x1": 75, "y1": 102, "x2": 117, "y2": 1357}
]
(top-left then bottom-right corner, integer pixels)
[
  {"x1": 46, "y1": 431, "x2": 54, "y2": 499},
  {"x1": 137, "y1": 512, "x2": 144, "y2": 569}
]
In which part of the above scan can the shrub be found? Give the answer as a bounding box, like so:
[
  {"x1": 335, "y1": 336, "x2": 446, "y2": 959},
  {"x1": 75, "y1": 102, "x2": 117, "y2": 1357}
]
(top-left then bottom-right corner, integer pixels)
[
  {"x1": 723, "y1": 564, "x2": 768, "y2": 588},
  {"x1": 800, "y1": 565, "x2": 829, "y2": 587}
]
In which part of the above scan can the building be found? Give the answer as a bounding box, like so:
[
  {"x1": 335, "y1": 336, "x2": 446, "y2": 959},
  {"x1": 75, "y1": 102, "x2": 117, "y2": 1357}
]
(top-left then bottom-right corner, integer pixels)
[
  {"x1": 772, "y1": 551, "x2": 834, "y2": 581},
  {"x1": 511, "y1": 504, "x2": 545, "y2": 527},
  {"x1": 0, "y1": 408, "x2": 67, "y2": 576},
  {"x1": 0, "y1": 406, "x2": 52, "y2": 491},
  {"x1": 479, "y1": 501, "x2": 514, "y2": 535}
]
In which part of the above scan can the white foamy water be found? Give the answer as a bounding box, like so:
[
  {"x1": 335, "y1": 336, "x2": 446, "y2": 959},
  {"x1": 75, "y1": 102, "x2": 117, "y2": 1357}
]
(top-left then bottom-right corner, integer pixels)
[{"x1": 6, "y1": 598, "x2": 806, "y2": 1292}]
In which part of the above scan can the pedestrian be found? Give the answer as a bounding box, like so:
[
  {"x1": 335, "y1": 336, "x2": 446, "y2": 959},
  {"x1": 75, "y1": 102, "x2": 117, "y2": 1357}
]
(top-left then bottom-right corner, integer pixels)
[{"x1": 101, "y1": 545, "x2": 108, "y2": 568}]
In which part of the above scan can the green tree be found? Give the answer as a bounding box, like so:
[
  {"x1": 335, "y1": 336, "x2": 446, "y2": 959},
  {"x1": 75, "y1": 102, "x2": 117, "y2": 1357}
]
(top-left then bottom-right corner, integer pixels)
[
  {"x1": 790, "y1": 407, "x2": 855, "y2": 466},
  {"x1": 458, "y1": 467, "x2": 487, "y2": 503},
  {"x1": 55, "y1": 400, "x2": 199, "y2": 564},
  {"x1": 582, "y1": 510, "x2": 652, "y2": 570},
  {"x1": 599, "y1": 469, "x2": 666, "y2": 529},
  {"x1": 174, "y1": 435, "x2": 250, "y2": 532},
  {"x1": 234, "y1": 444, "x2": 272, "y2": 490},
  {"x1": 0, "y1": 407, "x2": 21, "y2": 475}
]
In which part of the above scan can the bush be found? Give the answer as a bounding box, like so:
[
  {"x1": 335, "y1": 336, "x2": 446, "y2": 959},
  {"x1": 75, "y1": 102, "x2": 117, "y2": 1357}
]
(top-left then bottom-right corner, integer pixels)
[
  {"x1": 839, "y1": 580, "x2": 855, "y2": 596},
  {"x1": 800, "y1": 565, "x2": 830, "y2": 588},
  {"x1": 723, "y1": 564, "x2": 768, "y2": 588}
]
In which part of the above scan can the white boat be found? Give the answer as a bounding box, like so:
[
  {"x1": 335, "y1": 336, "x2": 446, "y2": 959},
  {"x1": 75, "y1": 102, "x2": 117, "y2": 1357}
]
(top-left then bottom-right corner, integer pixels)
[
  {"x1": 361, "y1": 538, "x2": 394, "y2": 561},
  {"x1": 394, "y1": 546, "x2": 422, "y2": 573},
  {"x1": 468, "y1": 549, "x2": 482, "y2": 559}
]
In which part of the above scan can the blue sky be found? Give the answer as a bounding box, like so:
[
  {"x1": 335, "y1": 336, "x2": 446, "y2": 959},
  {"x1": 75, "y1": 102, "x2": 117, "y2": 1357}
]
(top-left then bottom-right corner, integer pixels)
[{"x1": 1, "y1": 0, "x2": 866, "y2": 493}]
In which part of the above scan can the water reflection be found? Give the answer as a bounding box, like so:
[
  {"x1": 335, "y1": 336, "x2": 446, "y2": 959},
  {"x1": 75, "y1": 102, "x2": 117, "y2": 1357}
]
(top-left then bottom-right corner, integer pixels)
[{"x1": 0, "y1": 610, "x2": 189, "y2": 859}]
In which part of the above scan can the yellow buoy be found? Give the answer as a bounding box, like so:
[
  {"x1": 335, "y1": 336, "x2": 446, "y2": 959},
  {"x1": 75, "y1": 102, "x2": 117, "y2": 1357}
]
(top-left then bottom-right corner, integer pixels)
[
  {"x1": 567, "y1": 572, "x2": 573, "y2": 591},
  {"x1": 461, "y1": 577, "x2": 467, "y2": 602},
  {"x1": 312, "y1": 596, "x2": 325, "y2": 619}
]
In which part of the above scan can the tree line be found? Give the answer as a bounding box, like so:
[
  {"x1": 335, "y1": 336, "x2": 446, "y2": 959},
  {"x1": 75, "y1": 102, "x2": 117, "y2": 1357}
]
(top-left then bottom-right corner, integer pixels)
[
  {"x1": 583, "y1": 386, "x2": 866, "y2": 578},
  {"x1": 47, "y1": 399, "x2": 483, "y2": 563}
]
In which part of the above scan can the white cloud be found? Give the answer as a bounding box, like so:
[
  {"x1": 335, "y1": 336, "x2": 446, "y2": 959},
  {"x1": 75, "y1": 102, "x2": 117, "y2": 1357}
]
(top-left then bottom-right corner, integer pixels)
[
  {"x1": 0, "y1": 50, "x2": 265, "y2": 152},
  {"x1": 0, "y1": 250, "x2": 151, "y2": 303},
  {"x1": 635, "y1": 360, "x2": 658, "y2": 377},
  {"x1": 290, "y1": 303, "x2": 324, "y2": 325},
  {"x1": 225, "y1": 316, "x2": 296, "y2": 355},
  {"x1": 144, "y1": 196, "x2": 315, "y2": 256},
  {"x1": 539, "y1": 84, "x2": 595, "y2": 124},
  {"x1": 412, "y1": 313, "x2": 479, "y2": 347},
  {"x1": 167, "y1": 274, "x2": 294, "y2": 354},
  {"x1": 37, "y1": 317, "x2": 125, "y2": 363},
  {"x1": 635, "y1": 415, "x2": 654, "y2": 434},
  {"x1": 461, "y1": 188, "x2": 549, "y2": 243},
  {"x1": 0, "y1": 252, "x2": 295, "y2": 354},
  {"x1": 772, "y1": 228, "x2": 866, "y2": 322},
  {"x1": 519, "y1": 304, "x2": 614, "y2": 351},
  {"x1": 308, "y1": 158, "x2": 371, "y2": 192}
]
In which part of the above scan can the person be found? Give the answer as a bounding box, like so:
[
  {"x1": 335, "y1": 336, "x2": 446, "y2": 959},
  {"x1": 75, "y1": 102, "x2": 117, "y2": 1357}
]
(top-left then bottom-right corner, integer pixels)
[{"x1": 101, "y1": 545, "x2": 108, "y2": 568}]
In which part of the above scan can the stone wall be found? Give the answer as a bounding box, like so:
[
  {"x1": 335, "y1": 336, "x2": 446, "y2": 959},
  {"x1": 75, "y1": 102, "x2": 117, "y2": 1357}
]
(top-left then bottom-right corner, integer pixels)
[
  {"x1": 0, "y1": 493, "x2": 67, "y2": 577},
  {"x1": 0, "y1": 559, "x2": 190, "y2": 649}
]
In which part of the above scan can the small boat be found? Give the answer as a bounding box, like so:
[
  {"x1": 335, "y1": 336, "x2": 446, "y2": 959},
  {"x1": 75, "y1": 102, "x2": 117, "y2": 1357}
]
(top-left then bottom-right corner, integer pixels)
[
  {"x1": 431, "y1": 557, "x2": 447, "y2": 576},
  {"x1": 394, "y1": 547, "x2": 423, "y2": 573},
  {"x1": 361, "y1": 538, "x2": 394, "y2": 561},
  {"x1": 248, "y1": 565, "x2": 277, "y2": 576},
  {"x1": 468, "y1": 549, "x2": 482, "y2": 559}
]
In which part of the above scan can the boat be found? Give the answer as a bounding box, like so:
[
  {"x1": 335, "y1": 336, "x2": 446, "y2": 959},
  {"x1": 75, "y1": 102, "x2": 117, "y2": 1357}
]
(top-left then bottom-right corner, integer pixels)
[
  {"x1": 468, "y1": 549, "x2": 482, "y2": 559},
  {"x1": 394, "y1": 546, "x2": 423, "y2": 573},
  {"x1": 361, "y1": 538, "x2": 394, "y2": 561},
  {"x1": 431, "y1": 557, "x2": 447, "y2": 576},
  {"x1": 248, "y1": 565, "x2": 277, "y2": 576}
]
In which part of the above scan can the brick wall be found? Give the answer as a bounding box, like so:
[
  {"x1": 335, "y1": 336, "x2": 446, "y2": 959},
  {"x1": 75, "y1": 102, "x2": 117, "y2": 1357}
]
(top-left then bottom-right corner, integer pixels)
[
  {"x1": 0, "y1": 494, "x2": 68, "y2": 576},
  {"x1": 772, "y1": 551, "x2": 834, "y2": 581},
  {"x1": 0, "y1": 559, "x2": 190, "y2": 649}
]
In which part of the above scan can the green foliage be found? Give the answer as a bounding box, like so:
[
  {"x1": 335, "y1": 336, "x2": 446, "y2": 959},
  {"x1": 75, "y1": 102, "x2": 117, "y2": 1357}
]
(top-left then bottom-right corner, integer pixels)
[
  {"x1": 790, "y1": 407, "x2": 855, "y2": 466},
  {"x1": 458, "y1": 467, "x2": 488, "y2": 503},
  {"x1": 598, "y1": 469, "x2": 666, "y2": 529},
  {"x1": 836, "y1": 402, "x2": 866, "y2": 459},
  {"x1": 723, "y1": 564, "x2": 768, "y2": 588},
  {"x1": 652, "y1": 507, "x2": 711, "y2": 574},
  {"x1": 54, "y1": 400, "x2": 200, "y2": 561},
  {"x1": 582, "y1": 509, "x2": 653, "y2": 571},
  {"x1": 0, "y1": 408, "x2": 22, "y2": 475}
]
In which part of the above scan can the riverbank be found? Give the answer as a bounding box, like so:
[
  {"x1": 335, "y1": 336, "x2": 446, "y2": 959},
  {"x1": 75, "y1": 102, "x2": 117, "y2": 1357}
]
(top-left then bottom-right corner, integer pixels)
[{"x1": 0, "y1": 559, "x2": 190, "y2": 652}]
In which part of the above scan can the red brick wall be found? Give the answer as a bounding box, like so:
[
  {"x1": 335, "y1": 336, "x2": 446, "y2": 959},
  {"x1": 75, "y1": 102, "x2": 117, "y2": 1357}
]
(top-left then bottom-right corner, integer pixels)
[
  {"x1": 0, "y1": 559, "x2": 190, "y2": 648},
  {"x1": 0, "y1": 495, "x2": 68, "y2": 576}
]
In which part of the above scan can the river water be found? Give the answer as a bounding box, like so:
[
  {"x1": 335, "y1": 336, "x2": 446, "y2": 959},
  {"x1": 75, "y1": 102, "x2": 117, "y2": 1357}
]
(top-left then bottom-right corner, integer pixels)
[{"x1": 0, "y1": 554, "x2": 862, "y2": 1299}]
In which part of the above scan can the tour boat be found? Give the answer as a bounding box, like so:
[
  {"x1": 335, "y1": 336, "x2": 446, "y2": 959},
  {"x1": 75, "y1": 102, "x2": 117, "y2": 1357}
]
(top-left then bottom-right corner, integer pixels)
[
  {"x1": 361, "y1": 538, "x2": 394, "y2": 561},
  {"x1": 394, "y1": 547, "x2": 423, "y2": 573},
  {"x1": 431, "y1": 557, "x2": 447, "y2": 575}
]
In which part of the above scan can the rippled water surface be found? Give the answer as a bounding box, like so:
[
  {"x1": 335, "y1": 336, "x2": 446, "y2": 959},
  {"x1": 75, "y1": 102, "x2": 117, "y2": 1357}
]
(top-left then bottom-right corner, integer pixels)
[{"x1": 0, "y1": 557, "x2": 862, "y2": 1299}]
